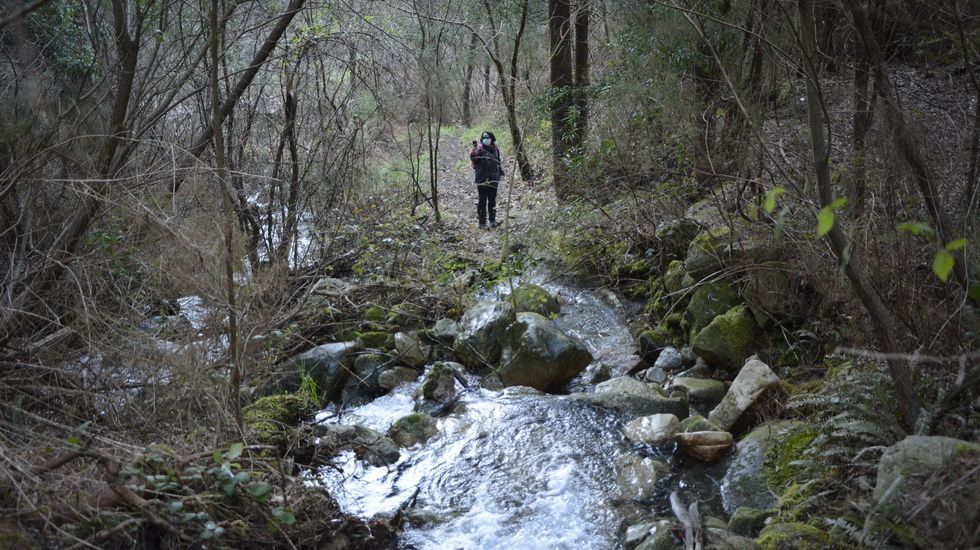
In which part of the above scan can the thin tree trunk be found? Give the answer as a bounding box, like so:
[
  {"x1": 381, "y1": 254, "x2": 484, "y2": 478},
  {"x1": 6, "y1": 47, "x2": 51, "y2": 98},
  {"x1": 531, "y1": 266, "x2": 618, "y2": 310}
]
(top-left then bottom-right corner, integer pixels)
[
  {"x1": 482, "y1": 0, "x2": 533, "y2": 181},
  {"x1": 572, "y1": 0, "x2": 590, "y2": 150},
  {"x1": 211, "y1": 0, "x2": 241, "y2": 428},
  {"x1": 275, "y1": 71, "x2": 301, "y2": 264},
  {"x1": 851, "y1": 41, "x2": 872, "y2": 215},
  {"x1": 549, "y1": 0, "x2": 574, "y2": 198},
  {"x1": 462, "y1": 31, "x2": 477, "y2": 127},
  {"x1": 847, "y1": 0, "x2": 976, "y2": 307},
  {"x1": 800, "y1": 0, "x2": 919, "y2": 432}
]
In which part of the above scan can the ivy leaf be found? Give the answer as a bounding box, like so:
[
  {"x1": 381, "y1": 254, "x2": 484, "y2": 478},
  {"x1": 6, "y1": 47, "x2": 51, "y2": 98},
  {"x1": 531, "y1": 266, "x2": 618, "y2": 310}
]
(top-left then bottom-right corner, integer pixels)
[
  {"x1": 67, "y1": 436, "x2": 82, "y2": 446},
  {"x1": 272, "y1": 507, "x2": 296, "y2": 525},
  {"x1": 829, "y1": 197, "x2": 848, "y2": 209},
  {"x1": 816, "y1": 206, "x2": 835, "y2": 237},
  {"x1": 226, "y1": 443, "x2": 244, "y2": 460},
  {"x1": 763, "y1": 187, "x2": 785, "y2": 214},
  {"x1": 933, "y1": 250, "x2": 955, "y2": 282},
  {"x1": 945, "y1": 238, "x2": 968, "y2": 252},
  {"x1": 896, "y1": 222, "x2": 934, "y2": 237},
  {"x1": 249, "y1": 483, "x2": 273, "y2": 503}
]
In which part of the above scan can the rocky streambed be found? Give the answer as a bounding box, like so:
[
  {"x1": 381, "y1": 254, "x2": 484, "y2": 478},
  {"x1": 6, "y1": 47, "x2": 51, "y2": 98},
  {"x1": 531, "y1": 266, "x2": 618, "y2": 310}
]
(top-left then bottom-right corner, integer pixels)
[{"x1": 243, "y1": 274, "x2": 785, "y2": 549}]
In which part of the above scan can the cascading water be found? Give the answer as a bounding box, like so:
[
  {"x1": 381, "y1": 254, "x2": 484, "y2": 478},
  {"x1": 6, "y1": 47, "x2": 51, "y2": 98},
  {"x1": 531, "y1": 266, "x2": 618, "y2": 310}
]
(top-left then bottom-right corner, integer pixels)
[{"x1": 311, "y1": 275, "x2": 726, "y2": 549}]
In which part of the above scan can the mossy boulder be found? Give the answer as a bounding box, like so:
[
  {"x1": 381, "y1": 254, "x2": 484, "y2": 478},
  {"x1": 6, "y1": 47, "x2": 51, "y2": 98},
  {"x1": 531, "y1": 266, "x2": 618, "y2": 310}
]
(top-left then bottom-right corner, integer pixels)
[
  {"x1": 637, "y1": 326, "x2": 670, "y2": 361},
  {"x1": 755, "y1": 522, "x2": 829, "y2": 549},
  {"x1": 686, "y1": 282, "x2": 742, "y2": 336},
  {"x1": 255, "y1": 341, "x2": 359, "y2": 405},
  {"x1": 453, "y1": 301, "x2": 516, "y2": 369},
  {"x1": 728, "y1": 507, "x2": 775, "y2": 538},
  {"x1": 684, "y1": 227, "x2": 732, "y2": 279},
  {"x1": 387, "y1": 302, "x2": 424, "y2": 329},
  {"x1": 359, "y1": 331, "x2": 393, "y2": 350},
  {"x1": 720, "y1": 421, "x2": 808, "y2": 515},
  {"x1": 378, "y1": 366, "x2": 421, "y2": 390},
  {"x1": 243, "y1": 393, "x2": 315, "y2": 447},
  {"x1": 662, "y1": 260, "x2": 690, "y2": 294},
  {"x1": 388, "y1": 413, "x2": 438, "y2": 447},
  {"x1": 420, "y1": 362, "x2": 459, "y2": 403},
  {"x1": 679, "y1": 415, "x2": 722, "y2": 433},
  {"x1": 506, "y1": 284, "x2": 560, "y2": 317},
  {"x1": 671, "y1": 377, "x2": 727, "y2": 402},
  {"x1": 692, "y1": 306, "x2": 758, "y2": 370},
  {"x1": 656, "y1": 218, "x2": 700, "y2": 260},
  {"x1": 340, "y1": 352, "x2": 391, "y2": 405},
  {"x1": 497, "y1": 312, "x2": 592, "y2": 391}
]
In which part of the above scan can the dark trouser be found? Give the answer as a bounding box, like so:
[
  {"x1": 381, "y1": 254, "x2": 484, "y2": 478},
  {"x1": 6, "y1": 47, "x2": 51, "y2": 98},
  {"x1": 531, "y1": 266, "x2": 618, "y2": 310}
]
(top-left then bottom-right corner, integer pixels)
[{"x1": 477, "y1": 181, "x2": 498, "y2": 225}]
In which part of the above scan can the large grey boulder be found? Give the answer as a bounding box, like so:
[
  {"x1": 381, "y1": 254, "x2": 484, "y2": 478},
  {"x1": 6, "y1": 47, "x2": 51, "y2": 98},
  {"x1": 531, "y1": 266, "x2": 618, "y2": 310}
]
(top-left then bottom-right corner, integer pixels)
[
  {"x1": 692, "y1": 306, "x2": 758, "y2": 370},
  {"x1": 686, "y1": 282, "x2": 742, "y2": 336},
  {"x1": 708, "y1": 357, "x2": 779, "y2": 430},
  {"x1": 255, "y1": 341, "x2": 359, "y2": 404},
  {"x1": 453, "y1": 301, "x2": 516, "y2": 369},
  {"x1": 671, "y1": 377, "x2": 727, "y2": 403},
  {"x1": 340, "y1": 352, "x2": 391, "y2": 406},
  {"x1": 572, "y1": 377, "x2": 689, "y2": 420},
  {"x1": 677, "y1": 431, "x2": 734, "y2": 462},
  {"x1": 415, "y1": 362, "x2": 460, "y2": 415},
  {"x1": 394, "y1": 331, "x2": 430, "y2": 368},
  {"x1": 497, "y1": 312, "x2": 592, "y2": 391},
  {"x1": 312, "y1": 423, "x2": 400, "y2": 466},
  {"x1": 388, "y1": 413, "x2": 439, "y2": 447},
  {"x1": 378, "y1": 366, "x2": 421, "y2": 390}
]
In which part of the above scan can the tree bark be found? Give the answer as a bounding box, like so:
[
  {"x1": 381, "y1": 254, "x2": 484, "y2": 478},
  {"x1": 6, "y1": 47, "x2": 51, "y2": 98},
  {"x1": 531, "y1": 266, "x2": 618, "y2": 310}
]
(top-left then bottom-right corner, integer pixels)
[
  {"x1": 211, "y1": 0, "x2": 241, "y2": 428},
  {"x1": 800, "y1": 0, "x2": 920, "y2": 432},
  {"x1": 462, "y1": 31, "x2": 478, "y2": 127},
  {"x1": 572, "y1": 0, "x2": 590, "y2": 150},
  {"x1": 482, "y1": 0, "x2": 533, "y2": 181},
  {"x1": 549, "y1": 0, "x2": 574, "y2": 198}
]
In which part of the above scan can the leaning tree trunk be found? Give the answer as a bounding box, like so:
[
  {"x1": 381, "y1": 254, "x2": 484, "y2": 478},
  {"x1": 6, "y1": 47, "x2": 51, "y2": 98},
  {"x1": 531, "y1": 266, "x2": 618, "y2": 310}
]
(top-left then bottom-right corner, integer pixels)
[
  {"x1": 571, "y1": 0, "x2": 590, "y2": 150},
  {"x1": 462, "y1": 31, "x2": 478, "y2": 127},
  {"x1": 800, "y1": 0, "x2": 920, "y2": 432},
  {"x1": 549, "y1": 0, "x2": 574, "y2": 198}
]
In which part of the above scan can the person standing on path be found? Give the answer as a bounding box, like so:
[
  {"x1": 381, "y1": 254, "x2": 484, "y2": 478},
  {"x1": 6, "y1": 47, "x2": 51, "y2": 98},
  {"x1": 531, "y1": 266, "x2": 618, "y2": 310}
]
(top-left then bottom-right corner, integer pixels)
[{"x1": 469, "y1": 131, "x2": 504, "y2": 229}]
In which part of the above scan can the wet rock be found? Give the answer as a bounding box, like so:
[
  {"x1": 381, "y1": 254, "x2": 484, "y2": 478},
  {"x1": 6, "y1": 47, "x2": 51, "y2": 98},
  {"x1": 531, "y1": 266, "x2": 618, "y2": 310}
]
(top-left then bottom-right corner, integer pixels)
[
  {"x1": 358, "y1": 331, "x2": 393, "y2": 350},
  {"x1": 720, "y1": 421, "x2": 802, "y2": 514},
  {"x1": 394, "y1": 331, "x2": 431, "y2": 367},
  {"x1": 378, "y1": 366, "x2": 420, "y2": 390},
  {"x1": 686, "y1": 282, "x2": 742, "y2": 335},
  {"x1": 583, "y1": 363, "x2": 611, "y2": 385},
  {"x1": 692, "y1": 306, "x2": 758, "y2": 370},
  {"x1": 677, "y1": 357, "x2": 713, "y2": 379},
  {"x1": 653, "y1": 346, "x2": 684, "y2": 371},
  {"x1": 625, "y1": 522, "x2": 657, "y2": 550},
  {"x1": 505, "y1": 284, "x2": 561, "y2": 316},
  {"x1": 708, "y1": 357, "x2": 780, "y2": 430},
  {"x1": 497, "y1": 312, "x2": 592, "y2": 391},
  {"x1": 615, "y1": 454, "x2": 669, "y2": 500},
  {"x1": 677, "y1": 431, "x2": 734, "y2": 462},
  {"x1": 431, "y1": 318, "x2": 459, "y2": 344},
  {"x1": 671, "y1": 377, "x2": 726, "y2": 402},
  {"x1": 728, "y1": 507, "x2": 774, "y2": 537},
  {"x1": 680, "y1": 347, "x2": 698, "y2": 367},
  {"x1": 643, "y1": 366, "x2": 667, "y2": 384},
  {"x1": 574, "y1": 377, "x2": 688, "y2": 420},
  {"x1": 623, "y1": 414, "x2": 680, "y2": 445},
  {"x1": 706, "y1": 529, "x2": 761, "y2": 550},
  {"x1": 313, "y1": 424, "x2": 400, "y2": 467},
  {"x1": 634, "y1": 519, "x2": 683, "y2": 550},
  {"x1": 598, "y1": 351, "x2": 645, "y2": 378},
  {"x1": 418, "y1": 362, "x2": 458, "y2": 403},
  {"x1": 340, "y1": 352, "x2": 391, "y2": 405},
  {"x1": 255, "y1": 341, "x2": 359, "y2": 405},
  {"x1": 453, "y1": 301, "x2": 516, "y2": 369},
  {"x1": 388, "y1": 413, "x2": 438, "y2": 447}
]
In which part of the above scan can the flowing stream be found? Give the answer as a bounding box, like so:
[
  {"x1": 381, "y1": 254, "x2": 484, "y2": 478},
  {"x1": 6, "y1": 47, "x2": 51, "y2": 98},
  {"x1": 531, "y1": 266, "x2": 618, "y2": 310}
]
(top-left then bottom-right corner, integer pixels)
[{"x1": 312, "y1": 275, "x2": 727, "y2": 549}]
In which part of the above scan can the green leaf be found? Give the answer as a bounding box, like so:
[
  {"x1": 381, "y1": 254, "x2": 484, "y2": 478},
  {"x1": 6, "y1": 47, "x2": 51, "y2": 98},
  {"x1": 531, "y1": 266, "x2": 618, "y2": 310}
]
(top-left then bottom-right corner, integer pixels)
[
  {"x1": 272, "y1": 507, "x2": 296, "y2": 525},
  {"x1": 67, "y1": 436, "x2": 82, "y2": 446},
  {"x1": 829, "y1": 197, "x2": 848, "y2": 209},
  {"x1": 212, "y1": 449, "x2": 222, "y2": 464},
  {"x1": 816, "y1": 206, "x2": 835, "y2": 237},
  {"x1": 932, "y1": 250, "x2": 955, "y2": 282},
  {"x1": 226, "y1": 443, "x2": 244, "y2": 460},
  {"x1": 896, "y1": 222, "x2": 934, "y2": 237},
  {"x1": 248, "y1": 483, "x2": 273, "y2": 502},
  {"x1": 945, "y1": 238, "x2": 968, "y2": 252},
  {"x1": 763, "y1": 187, "x2": 785, "y2": 214},
  {"x1": 969, "y1": 284, "x2": 980, "y2": 301}
]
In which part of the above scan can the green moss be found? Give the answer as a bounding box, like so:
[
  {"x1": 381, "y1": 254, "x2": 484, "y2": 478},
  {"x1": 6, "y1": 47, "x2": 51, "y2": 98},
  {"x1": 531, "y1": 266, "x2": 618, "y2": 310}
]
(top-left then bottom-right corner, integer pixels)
[
  {"x1": 243, "y1": 393, "x2": 315, "y2": 447},
  {"x1": 389, "y1": 412, "x2": 438, "y2": 446},
  {"x1": 691, "y1": 305, "x2": 758, "y2": 369},
  {"x1": 690, "y1": 226, "x2": 731, "y2": 255},
  {"x1": 358, "y1": 331, "x2": 393, "y2": 350},
  {"x1": 663, "y1": 260, "x2": 689, "y2": 293},
  {"x1": 756, "y1": 522, "x2": 831, "y2": 549},
  {"x1": 686, "y1": 281, "x2": 742, "y2": 335},
  {"x1": 363, "y1": 306, "x2": 388, "y2": 322},
  {"x1": 507, "y1": 284, "x2": 560, "y2": 316}
]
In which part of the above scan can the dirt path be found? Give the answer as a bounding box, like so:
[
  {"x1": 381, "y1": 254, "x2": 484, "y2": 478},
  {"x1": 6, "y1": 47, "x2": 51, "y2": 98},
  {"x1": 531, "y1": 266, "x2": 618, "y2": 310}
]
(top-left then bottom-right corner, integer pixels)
[{"x1": 432, "y1": 132, "x2": 554, "y2": 263}]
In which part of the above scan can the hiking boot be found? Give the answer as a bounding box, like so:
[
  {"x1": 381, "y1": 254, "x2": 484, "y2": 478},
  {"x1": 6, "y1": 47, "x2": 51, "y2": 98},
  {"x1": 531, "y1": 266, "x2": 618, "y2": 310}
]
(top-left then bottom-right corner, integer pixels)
[
  {"x1": 489, "y1": 221, "x2": 500, "y2": 228},
  {"x1": 478, "y1": 223, "x2": 487, "y2": 229}
]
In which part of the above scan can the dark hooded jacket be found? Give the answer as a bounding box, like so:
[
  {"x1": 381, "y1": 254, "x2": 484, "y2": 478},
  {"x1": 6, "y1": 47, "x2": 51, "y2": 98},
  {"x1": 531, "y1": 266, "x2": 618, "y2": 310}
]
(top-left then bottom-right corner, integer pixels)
[{"x1": 470, "y1": 142, "x2": 504, "y2": 185}]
